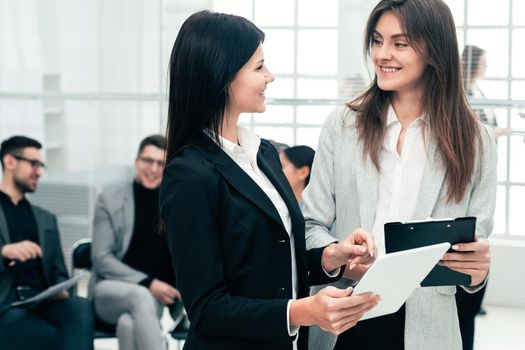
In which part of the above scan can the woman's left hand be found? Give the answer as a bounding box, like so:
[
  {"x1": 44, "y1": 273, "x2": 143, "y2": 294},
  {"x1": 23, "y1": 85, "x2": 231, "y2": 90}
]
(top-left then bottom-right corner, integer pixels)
[{"x1": 440, "y1": 235, "x2": 490, "y2": 287}]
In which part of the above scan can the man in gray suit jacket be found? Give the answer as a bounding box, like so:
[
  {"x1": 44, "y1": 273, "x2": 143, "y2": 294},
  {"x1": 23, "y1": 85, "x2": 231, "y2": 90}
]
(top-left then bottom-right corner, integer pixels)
[
  {"x1": 91, "y1": 135, "x2": 180, "y2": 350},
  {"x1": 0, "y1": 136, "x2": 93, "y2": 350}
]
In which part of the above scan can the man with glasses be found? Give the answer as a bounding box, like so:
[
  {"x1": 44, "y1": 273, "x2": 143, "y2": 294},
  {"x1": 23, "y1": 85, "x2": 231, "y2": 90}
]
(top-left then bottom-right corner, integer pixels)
[
  {"x1": 0, "y1": 135, "x2": 94, "y2": 350},
  {"x1": 91, "y1": 134, "x2": 180, "y2": 350}
]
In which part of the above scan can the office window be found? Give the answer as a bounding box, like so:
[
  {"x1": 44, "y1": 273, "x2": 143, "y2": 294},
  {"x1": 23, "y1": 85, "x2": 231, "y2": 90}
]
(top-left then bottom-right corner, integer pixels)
[
  {"x1": 213, "y1": 0, "x2": 339, "y2": 148},
  {"x1": 447, "y1": 0, "x2": 525, "y2": 237}
]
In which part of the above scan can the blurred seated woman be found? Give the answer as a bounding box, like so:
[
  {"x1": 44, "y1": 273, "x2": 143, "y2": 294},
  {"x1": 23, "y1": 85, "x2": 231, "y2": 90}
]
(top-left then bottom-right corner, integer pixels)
[{"x1": 280, "y1": 145, "x2": 315, "y2": 208}]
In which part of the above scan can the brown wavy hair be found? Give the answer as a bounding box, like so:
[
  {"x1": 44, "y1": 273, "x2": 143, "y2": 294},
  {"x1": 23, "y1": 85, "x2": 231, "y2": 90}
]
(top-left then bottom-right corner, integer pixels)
[{"x1": 348, "y1": 0, "x2": 483, "y2": 202}]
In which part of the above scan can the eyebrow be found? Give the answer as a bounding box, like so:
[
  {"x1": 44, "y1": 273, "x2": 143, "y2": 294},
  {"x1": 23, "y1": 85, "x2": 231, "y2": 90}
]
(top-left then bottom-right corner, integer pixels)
[{"x1": 373, "y1": 30, "x2": 408, "y2": 40}]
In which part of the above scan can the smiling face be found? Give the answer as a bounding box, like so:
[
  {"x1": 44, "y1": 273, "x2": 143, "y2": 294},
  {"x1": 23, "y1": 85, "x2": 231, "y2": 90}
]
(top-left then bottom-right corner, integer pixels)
[
  {"x1": 371, "y1": 11, "x2": 427, "y2": 96},
  {"x1": 228, "y1": 44, "x2": 274, "y2": 116},
  {"x1": 135, "y1": 145, "x2": 165, "y2": 189}
]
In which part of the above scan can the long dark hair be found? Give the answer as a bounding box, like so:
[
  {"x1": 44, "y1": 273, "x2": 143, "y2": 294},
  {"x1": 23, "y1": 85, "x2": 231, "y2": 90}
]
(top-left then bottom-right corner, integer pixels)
[
  {"x1": 165, "y1": 10, "x2": 264, "y2": 162},
  {"x1": 349, "y1": 0, "x2": 482, "y2": 202}
]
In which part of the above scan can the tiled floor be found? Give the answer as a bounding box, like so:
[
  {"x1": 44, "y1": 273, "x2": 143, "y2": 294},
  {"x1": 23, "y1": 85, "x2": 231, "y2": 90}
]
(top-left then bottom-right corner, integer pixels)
[{"x1": 94, "y1": 304, "x2": 525, "y2": 350}]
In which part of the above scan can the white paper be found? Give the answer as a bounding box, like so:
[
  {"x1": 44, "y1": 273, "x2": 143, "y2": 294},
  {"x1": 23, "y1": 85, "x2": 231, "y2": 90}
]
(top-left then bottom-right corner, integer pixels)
[{"x1": 11, "y1": 271, "x2": 88, "y2": 306}]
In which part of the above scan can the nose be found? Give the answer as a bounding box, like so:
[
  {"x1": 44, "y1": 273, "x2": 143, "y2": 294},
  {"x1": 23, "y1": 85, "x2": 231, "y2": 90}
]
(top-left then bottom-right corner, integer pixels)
[
  {"x1": 265, "y1": 67, "x2": 275, "y2": 84},
  {"x1": 151, "y1": 162, "x2": 161, "y2": 172},
  {"x1": 35, "y1": 167, "x2": 44, "y2": 177},
  {"x1": 377, "y1": 44, "x2": 393, "y2": 61}
]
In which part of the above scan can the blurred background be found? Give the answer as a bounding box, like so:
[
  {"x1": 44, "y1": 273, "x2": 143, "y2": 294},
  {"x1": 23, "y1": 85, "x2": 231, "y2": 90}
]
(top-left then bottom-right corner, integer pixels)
[{"x1": 0, "y1": 0, "x2": 524, "y2": 349}]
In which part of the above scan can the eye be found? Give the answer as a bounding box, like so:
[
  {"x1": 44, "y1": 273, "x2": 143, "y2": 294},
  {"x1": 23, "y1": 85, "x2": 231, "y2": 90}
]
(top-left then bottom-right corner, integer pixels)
[
  {"x1": 372, "y1": 38, "x2": 382, "y2": 46},
  {"x1": 395, "y1": 42, "x2": 409, "y2": 48},
  {"x1": 256, "y1": 64, "x2": 264, "y2": 71}
]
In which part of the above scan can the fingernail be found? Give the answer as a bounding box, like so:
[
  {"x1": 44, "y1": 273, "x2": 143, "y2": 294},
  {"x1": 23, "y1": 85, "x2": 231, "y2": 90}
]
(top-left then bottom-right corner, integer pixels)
[
  {"x1": 452, "y1": 245, "x2": 459, "y2": 250},
  {"x1": 349, "y1": 264, "x2": 356, "y2": 270},
  {"x1": 359, "y1": 247, "x2": 366, "y2": 253},
  {"x1": 346, "y1": 287, "x2": 353, "y2": 294}
]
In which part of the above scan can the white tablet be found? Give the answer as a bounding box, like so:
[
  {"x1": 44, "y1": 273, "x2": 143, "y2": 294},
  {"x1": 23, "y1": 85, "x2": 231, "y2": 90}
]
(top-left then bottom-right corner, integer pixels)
[{"x1": 353, "y1": 242, "x2": 451, "y2": 321}]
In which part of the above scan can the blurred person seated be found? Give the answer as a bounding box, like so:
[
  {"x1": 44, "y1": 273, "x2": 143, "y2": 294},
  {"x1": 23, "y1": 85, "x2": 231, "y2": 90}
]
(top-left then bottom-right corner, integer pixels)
[
  {"x1": 462, "y1": 45, "x2": 510, "y2": 138},
  {"x1": 460, "y1": 44, "x2": 497, "y2": 350},
  {"x1": 91, "y1": 135, "x2": 181, "y2": 350},
  {"x1": 279, "y1": 145, "x2": 315, "y2": 209},
  {"x1": 0, "y1": 136, "x2": 94, "y2": 350}
]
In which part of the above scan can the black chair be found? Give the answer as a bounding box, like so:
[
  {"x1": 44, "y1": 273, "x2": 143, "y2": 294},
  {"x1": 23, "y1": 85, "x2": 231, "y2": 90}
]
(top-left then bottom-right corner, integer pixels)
[
  {"x1": 167, "y1": 300, "x2": 189, "y2": 350},
  {"x1": 71, "y1": 238, "x2": 117, "y2": 339}
]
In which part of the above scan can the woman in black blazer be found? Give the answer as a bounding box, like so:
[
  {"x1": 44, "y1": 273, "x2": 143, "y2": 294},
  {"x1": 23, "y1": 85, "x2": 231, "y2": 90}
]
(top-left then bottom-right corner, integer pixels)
[{"x1": 160, "y1": 10, "x2": 380, "y2": 350}]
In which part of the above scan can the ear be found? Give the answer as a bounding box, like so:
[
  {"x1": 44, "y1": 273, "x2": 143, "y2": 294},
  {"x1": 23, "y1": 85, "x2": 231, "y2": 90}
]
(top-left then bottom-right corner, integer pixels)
[
  {"x1": 2, "y1": 154, "x2": 17, "y2": 171},
  {"x1": 297, "y1": 165, "x2": 310, "y2": 181}
]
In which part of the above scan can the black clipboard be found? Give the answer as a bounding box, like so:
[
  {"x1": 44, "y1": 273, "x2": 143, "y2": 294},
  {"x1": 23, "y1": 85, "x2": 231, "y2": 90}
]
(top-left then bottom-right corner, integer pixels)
[{"x1": 384, "y1": 217, "x2": 476, "y2": 287}]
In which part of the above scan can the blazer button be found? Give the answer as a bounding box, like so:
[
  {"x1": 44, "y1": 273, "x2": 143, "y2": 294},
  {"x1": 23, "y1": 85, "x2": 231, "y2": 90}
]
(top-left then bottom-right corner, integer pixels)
[{"x1": 279, "y1": 287, "x2": 285, "y2": 291}]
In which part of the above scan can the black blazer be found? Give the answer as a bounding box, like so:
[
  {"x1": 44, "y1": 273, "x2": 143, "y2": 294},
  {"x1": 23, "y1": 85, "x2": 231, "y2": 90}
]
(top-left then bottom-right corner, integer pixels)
[
  {"x1": 0, "y1": 204, "x2": 69, "y2": 305},
  {"x1": 160, "y1": 132, "x2": 341, "y2": 350}
]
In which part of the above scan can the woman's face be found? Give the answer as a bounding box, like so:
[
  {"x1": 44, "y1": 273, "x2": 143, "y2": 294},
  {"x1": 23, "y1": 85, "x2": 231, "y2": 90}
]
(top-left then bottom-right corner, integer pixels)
[
  {"x1": 280, "y1": 153, "x2": 308, "y2": 191},
  {"x1": 371, "y1": 11, "x2": 427, "y2": 96},
  {"x1": 228, "y1": 44, "x2": 274, "y2": 116},
  {"x1": 476, "y1": 52, "x2": 487, "y2": 79}
]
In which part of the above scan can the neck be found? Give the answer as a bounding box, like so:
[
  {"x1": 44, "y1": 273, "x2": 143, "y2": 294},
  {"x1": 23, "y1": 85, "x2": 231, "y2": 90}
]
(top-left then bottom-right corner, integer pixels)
[
  {"x1": 293, "y1": 188, "x2": 303, "y2": 204},
  {"x1": 391, "y1": 90, "x2": 424, "y2": 128},
  {"x1": 221, "y1": 112, "x2": 240, "y2": 144},
  {"x1": 0, "y1": 178, "x2": 23, "y2": 204},
  {"x1": 292, "y1": 183, "x2": 305, "y2": 204}
]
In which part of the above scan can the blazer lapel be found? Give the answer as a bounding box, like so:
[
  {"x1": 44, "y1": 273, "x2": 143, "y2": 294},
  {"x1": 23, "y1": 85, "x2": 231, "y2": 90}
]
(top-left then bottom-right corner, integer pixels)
[
  {"x1": 30, "y1": 206, "x2": 47, "y2": 254},
  {"x1": 257, "y1": 143, "x2": 309, "y2": 291},
  {"x1": 195, "y1": 134, "x2": 286, "y2": 231},
  {"x1": 355, "y1": 149, "x2": 380, "y2": 232},
  {"x1": 412, "y1": 137, "x2": 446, "y2": 219},
  {"x1": 122, "y1": 184, "x2": 135, "y2": 253},
  {"x1": 0, "y1": 208, "x2": 10, "y2": 244},
  {"x1": 30, "y1": 205, "x2": 52, "y2": 283},
  {"x1": 257, "y1": 146, "x2": 305, "y2": 234}
]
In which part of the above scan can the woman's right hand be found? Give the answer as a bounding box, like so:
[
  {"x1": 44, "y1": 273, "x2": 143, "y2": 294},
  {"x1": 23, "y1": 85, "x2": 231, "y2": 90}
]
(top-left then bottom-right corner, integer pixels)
[
  {"x1": 322, "y1": 228, "x2": 376, "y2": 273},
  {"x1": 290, "y1": 286, "x2": 380, "y2": 335}
]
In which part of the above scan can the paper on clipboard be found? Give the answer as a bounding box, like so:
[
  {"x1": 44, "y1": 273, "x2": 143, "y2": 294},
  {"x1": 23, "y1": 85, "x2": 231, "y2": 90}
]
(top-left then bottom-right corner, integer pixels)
[{"x1": 11, "y1": 271, "x2": 88, "y2": 306}]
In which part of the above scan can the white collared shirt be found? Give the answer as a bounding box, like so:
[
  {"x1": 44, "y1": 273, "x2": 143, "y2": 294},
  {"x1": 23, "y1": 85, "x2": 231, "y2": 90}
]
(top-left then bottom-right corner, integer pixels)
[
  {"x1": 216, "y1": 127, "x2": 300, "y2": 344},
  {"x1": 372, "y1": 105, "x2": 428, "y2": 255}
]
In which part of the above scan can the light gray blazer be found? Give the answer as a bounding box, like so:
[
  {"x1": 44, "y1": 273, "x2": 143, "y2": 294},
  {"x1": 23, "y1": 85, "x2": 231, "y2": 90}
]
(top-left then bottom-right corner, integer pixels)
[
  {"x1": 303, "y1": 106, "x2": 497, "y2": 350},
  {"x1": 91, "y1": 183, "x2": 147, "y2": 293}
]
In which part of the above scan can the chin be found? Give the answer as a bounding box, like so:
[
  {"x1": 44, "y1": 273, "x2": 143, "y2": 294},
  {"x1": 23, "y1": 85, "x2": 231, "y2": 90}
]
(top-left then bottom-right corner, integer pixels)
[
  {"x1": 146, "y1": 182, "x2": 161, "y2": 189},
  {"x1": 256, "y1": 104, "x2": 267, "y2": 113},
  {"x1": 376, "y1": 81, "x2": 397, "y2": 92}
]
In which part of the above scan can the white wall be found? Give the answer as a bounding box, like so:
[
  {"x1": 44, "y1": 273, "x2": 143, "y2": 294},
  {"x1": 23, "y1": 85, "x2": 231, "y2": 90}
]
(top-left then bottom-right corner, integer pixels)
[{"x1": 485, "y1": 239, "x2": 525, "y2": 308}]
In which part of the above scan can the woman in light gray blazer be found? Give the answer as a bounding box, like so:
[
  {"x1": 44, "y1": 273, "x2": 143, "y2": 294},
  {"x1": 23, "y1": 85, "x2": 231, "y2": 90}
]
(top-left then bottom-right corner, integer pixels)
[{"x1": 303, "y1": 0, "x2": 496, "y2": 349}]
